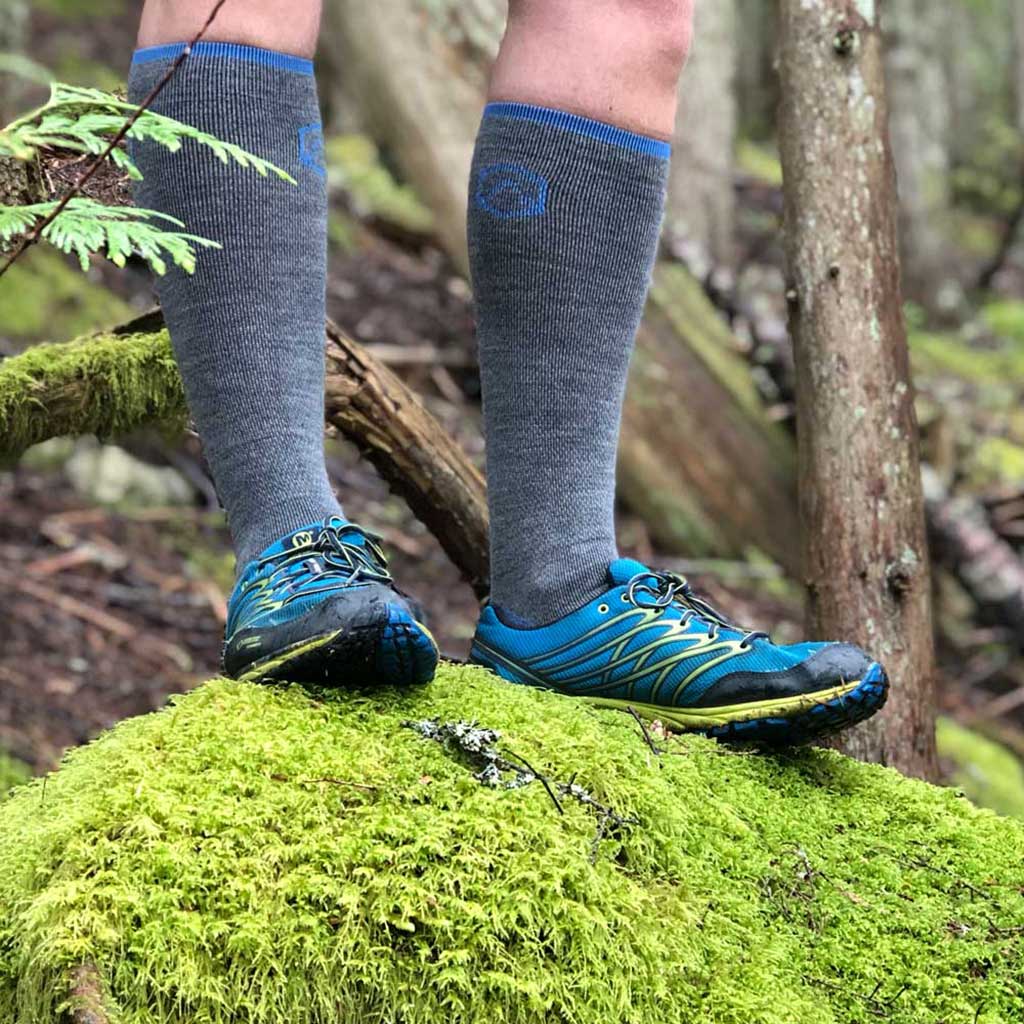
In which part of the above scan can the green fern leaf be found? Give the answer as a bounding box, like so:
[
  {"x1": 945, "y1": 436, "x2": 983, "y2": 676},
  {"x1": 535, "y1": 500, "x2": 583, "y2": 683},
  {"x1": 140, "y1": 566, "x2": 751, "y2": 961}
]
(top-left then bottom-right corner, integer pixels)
[{"x1": 0, "y1": 199, "x2": 220, "y2": 274}]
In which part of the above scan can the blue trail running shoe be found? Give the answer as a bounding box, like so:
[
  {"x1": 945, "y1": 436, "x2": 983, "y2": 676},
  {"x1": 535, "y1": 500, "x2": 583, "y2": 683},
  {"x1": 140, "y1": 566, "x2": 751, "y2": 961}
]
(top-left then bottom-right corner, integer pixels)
[
  {"x1": 223, "y1": 517, "x2": 438, "y2": 687},
  {"x1": 471, "y1": 558, "x2": 889, "y2": 745}
]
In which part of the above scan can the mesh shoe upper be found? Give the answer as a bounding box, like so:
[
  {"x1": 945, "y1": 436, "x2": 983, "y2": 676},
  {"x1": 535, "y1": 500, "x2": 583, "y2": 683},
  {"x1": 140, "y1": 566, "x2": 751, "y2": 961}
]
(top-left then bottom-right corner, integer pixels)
[
  {"x1": 471, "y1": 558, "x2": 872, "y2": 709},
  {"x1": 226, "y1": 517, "x2": 393, "y2": 640}
]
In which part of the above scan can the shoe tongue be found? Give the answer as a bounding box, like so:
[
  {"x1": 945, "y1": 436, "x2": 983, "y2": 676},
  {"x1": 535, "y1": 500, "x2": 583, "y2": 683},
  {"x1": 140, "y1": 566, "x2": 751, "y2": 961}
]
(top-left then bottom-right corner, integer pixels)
[{"x1": 607, "y1": 558, "x2": 658, "y2": 587}]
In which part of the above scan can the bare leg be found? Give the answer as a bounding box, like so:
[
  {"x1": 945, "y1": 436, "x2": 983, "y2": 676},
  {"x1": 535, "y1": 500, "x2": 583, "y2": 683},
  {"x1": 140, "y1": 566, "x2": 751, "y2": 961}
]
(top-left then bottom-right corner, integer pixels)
[
  {"x1": 490, "y1": 0, "x2": 694, "y2": 139},
  {"x1": 138, "y1": 0, "x2": 321, "y2": 57}
]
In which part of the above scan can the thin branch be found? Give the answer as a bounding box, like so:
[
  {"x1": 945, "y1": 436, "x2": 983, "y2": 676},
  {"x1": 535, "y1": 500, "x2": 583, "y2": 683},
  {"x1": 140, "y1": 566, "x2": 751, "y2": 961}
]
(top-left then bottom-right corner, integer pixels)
[
  {"x1": 627, "y1": 706, "x2": 663, "y2": 756},
  {"x1": 503, "y1": 747, "x2": 565, "y2": 815},
  {"x1": 0, "y1": 0, "x2": 230, "y2": 279}
]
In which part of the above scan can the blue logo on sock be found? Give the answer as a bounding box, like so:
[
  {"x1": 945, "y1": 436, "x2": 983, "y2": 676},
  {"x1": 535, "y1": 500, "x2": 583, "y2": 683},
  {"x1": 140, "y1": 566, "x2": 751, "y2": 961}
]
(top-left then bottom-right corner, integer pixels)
[
  {"x1": 298, "y1": 124, "x2": 326, "y2": 179},
  {"x1": 474, "y1": 163, "x2": 548, "y2": 219}
]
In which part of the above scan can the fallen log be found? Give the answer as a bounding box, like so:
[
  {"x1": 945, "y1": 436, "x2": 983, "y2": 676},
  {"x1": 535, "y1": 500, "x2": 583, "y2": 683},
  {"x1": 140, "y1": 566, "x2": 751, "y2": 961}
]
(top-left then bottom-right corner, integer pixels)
[
  {"x1": 0, "y1": 310, "x2": 490, "y2": 596},
  {"x1": 924, "y1": 466, "x2": 1024, "y2": 643}
]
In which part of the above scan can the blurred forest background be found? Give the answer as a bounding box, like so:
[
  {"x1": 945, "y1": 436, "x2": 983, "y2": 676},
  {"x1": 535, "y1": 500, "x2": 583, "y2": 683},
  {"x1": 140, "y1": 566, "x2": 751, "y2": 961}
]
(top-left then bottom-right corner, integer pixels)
[{"x1": 2, "y1": 0, "x2": 1024, "y2": 812}]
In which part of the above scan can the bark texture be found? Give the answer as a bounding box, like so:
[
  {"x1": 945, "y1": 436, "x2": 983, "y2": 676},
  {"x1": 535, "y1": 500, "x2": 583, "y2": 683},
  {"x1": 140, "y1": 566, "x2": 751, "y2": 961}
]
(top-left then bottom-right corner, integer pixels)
[
  {"x1": 883, "y1": 0, "x2": 954, "y2": 311},
  {"x1": 778, "y1": 0, "x2": 938, "y2": 780},
  {"x1": 668, "y1": 0, "x2": 738, "y2": 265},
  {"x1": 322, "y1": 320, "x2": 490, "y2": 597},
  {"x1": 67, "y1": 963, "x2": 109, "y2": 1024}
]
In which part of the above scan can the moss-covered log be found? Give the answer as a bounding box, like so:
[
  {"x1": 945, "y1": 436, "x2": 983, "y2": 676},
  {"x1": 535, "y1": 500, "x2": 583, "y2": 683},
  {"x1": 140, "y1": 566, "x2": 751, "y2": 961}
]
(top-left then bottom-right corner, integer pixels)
[
  {"x1": 0, "y1": 312, "x2": 490, "y2": 595},
  {"x1": 1, "y1": 665, "x2": 1023, "y2": 1023}
]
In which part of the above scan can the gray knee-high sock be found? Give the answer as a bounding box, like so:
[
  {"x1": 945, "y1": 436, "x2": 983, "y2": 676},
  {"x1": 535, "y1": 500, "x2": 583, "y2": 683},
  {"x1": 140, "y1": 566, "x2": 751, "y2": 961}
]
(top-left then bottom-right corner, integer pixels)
[
  {"x1": 468, "y1": 103, "x2": 670, "y2": 624},
  {"x1": 128, "y1": 43, "x2": 342, "y2": 569}
]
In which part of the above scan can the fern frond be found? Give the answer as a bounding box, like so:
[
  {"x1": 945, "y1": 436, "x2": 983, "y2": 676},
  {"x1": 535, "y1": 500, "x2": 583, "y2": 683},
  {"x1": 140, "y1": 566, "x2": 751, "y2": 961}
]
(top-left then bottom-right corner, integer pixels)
[
  {"x1": 3, "y1": 83, "x2": 296, "y2": 185},
  {"x1": 0, "y1": 199, "x2": 220, "y2": 275}
]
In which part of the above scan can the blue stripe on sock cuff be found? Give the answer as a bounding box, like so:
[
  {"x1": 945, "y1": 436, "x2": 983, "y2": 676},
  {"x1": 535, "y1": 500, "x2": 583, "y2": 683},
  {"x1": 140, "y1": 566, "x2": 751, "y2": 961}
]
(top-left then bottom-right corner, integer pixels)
[
  {"x1": 131, "y1": 41, "x2": 314, "y2": 76},
  {"x1": 483, "y1": 102, "x2": 671, "y2": 160}
]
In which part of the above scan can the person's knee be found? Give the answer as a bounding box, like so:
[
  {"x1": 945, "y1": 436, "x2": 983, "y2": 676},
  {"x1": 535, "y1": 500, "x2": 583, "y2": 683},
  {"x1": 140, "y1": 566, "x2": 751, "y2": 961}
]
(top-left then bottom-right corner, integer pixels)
[
  {"x1": 621, "y1": 0, "x2": 695, "y2": 74},
  {"x1": 507, "y1": 0, "x2": 693, "y2": 84}
]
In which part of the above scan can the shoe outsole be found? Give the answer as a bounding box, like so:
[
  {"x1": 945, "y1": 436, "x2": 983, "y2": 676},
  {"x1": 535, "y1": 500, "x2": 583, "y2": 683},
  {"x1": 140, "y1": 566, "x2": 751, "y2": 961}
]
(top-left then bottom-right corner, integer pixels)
[
  {"x1": 232, "y1": 608, "x2": 438, "y2": 688},
  {"x1": 585, "y1": 662, "x2": 889, "y2": 746}
]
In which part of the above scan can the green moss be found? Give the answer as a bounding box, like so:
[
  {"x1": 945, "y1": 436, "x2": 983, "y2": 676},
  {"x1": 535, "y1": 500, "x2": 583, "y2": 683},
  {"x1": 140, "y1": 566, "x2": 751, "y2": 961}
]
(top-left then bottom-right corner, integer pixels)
[
  {"x1": 0, "y1": 248, "x2": 133, "y2": 345},
  {"x1": 965, "y1": 436, "x2": 1024, "y2": 488},
  {"x1": 937, "y1": 716, "x2": 1024, "y2": 820},
  {"x1": 0, "y1": 328, "x2": 186, "y2": 459},
  {"x1": 909, "y1": 327, "x2": 1024, "y2": 387},
  {"x1": 0, "y1": 753, "x2": 29, "y2": 798},
  {"x1": 1, "y1": 665, "x2": 1022, "y2": 1023}
]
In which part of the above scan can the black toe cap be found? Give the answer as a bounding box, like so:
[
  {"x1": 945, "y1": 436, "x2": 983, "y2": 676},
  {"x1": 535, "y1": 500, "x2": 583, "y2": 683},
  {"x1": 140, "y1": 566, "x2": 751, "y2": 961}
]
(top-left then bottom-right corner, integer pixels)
[{"x1": 692, "y1": 643, "x2": 874, "y2": 709}]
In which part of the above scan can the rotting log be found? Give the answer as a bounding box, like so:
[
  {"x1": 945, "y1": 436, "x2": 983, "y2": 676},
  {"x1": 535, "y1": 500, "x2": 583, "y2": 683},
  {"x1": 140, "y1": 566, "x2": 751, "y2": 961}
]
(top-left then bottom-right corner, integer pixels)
[
  {"x1": 67, "y1": 963, "x2": 109, "y2": 1024},
  {"x1": 923, "y1": 467, "x2": 1024, "y2": 642},
  {"x1": 0, "y1": 310, "x2": 491, "y2": 597},
  {"x1": 778, "y1": 0, "x2": 938, "y2": 779}
]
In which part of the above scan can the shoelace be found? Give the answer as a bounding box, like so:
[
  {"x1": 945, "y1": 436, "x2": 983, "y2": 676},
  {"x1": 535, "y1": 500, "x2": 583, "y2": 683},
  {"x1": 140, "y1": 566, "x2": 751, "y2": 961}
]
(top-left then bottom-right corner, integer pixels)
[
  {"x1": 255, "y1": 522, "x2": 393, "y2": 594},
  {"x1": 625, "y1": 569, "x2": 769, "y2": 648}
]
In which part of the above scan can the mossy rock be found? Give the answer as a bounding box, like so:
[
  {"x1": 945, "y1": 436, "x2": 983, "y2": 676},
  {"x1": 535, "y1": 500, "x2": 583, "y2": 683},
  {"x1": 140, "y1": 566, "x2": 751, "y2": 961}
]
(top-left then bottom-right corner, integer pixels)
[{"x1": 1, "y1": 665, "x2": 1023, "y2": 1023}]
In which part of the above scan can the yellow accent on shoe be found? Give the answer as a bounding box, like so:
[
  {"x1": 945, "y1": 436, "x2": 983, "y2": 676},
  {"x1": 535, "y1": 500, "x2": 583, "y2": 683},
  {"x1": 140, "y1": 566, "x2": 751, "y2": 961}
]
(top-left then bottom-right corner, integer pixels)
[
  {"x1": 234, "y1": 630, "x2": 340, "y2": 684},
  {"x1": 584, "y1": 678, "x2": 864, "y2": 732}
]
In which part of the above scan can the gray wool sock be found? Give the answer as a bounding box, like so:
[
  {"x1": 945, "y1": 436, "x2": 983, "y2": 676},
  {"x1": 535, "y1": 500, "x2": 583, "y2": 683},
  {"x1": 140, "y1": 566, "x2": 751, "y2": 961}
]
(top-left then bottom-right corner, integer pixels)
[
  {"x1": 128, "y1": 42, "x2": 342, "y2": 570},
  {"x1": 468, "y1": 102, "x2": 670, "y2": 624}
]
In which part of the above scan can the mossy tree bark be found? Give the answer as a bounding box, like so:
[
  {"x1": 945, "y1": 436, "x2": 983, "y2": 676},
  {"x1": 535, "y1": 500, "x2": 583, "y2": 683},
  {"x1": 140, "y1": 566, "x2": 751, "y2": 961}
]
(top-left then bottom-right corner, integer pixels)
[
  {"x1": 0, "y1": 312, "x2": 491, "y2": 596},
  {"x1": 778, "y1": 0, "x2": 938, "y2": 780}
]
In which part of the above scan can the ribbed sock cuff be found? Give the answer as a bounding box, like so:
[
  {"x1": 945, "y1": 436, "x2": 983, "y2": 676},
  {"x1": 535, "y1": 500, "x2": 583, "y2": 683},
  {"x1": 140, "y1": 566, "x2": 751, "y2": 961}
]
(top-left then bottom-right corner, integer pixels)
[
  {"x1": 132, "y1": 40, "x2": 314, "y2": 76},
  {"x1": 483, "y1": 101, "x2": 671, "y2": 160}
]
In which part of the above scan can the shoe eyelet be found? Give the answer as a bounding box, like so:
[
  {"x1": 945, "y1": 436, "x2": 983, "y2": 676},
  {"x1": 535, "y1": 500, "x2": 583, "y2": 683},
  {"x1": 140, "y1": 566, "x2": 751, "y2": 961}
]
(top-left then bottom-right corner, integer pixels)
[
  {"x1": 620, "y1": 593, "x2": 630, "y2": 603},
  {"x1": 598, "y1": 603, "x2": 610, "y2": 614}
]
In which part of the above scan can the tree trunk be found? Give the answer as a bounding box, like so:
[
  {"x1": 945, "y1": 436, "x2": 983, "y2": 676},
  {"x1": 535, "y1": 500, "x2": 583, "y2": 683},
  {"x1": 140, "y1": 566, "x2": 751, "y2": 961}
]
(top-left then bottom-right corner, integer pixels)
[
  {"x1": 734, "y1": 0, "x2": 779, "y2": 141},
  {"x1": 777, "y1": 0, "x2": 938, "y2": 780},
  {"x1": 624, "y1": 264, "x2": 800, "y2": 576},
  {"x1": 883, "y1": 0, "x2": 955, "y2": 313},
  {"x1": 668, "y1": 0, "x2": 738, "y2": 266},
  {"x1": 0, "y1": 0, "x2": 29, "y2": 123},
  {"x1": 321, "y1": 0, "x2": 503, "y2": 272}
]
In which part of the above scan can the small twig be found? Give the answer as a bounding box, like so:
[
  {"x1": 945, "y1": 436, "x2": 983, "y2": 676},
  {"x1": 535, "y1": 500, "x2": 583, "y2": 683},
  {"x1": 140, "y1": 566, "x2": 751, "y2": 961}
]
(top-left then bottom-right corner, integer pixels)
[
  {"x1": 503, "y1": 748, "x2": 564, "y2": 815},
  {"x1": 0, "y1": 0, "x2": 231, "y2": 279},
  {"x1": 628, "y1": 706, "x2": 663, "y2": 756}
]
